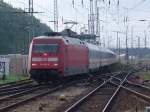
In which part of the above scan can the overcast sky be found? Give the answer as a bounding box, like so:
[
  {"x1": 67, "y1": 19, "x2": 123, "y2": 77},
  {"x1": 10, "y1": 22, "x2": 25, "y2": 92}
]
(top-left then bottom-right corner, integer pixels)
[{"x1": 3, "y1": 0, "x2": 150, "y2": 48}]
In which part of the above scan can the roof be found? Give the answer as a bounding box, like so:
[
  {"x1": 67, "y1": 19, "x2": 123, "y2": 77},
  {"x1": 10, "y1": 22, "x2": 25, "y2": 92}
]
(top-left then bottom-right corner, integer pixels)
[
  {"x1": 86, "y1": 43, "x2": 116, "y2": 54},
  {"x1": 33, "y1": 36, "x2": 116, "y2": 55},
  {"x1": 33, "y1": 36, "x2": 85, "y2": 45}
]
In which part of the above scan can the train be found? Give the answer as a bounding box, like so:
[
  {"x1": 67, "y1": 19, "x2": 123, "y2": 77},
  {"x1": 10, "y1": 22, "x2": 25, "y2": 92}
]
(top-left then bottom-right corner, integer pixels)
[{"x1": 28, "y1": 35, "x2": 117, "y2": 83}]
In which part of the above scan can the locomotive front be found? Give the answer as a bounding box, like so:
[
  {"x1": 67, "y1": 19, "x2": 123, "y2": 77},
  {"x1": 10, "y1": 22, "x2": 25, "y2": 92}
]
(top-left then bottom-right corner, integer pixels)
[{"x1": 28, "y1": 37, "x2": 64, "y2": 82}]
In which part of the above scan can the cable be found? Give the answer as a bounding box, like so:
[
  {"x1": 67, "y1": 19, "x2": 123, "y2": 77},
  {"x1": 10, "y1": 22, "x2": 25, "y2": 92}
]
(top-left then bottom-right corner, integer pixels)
[
  {"x1": 129, "y1": 0, "x2": 147, "y2": 10},
  {"x1": 63, "y1": 0, "x2": 87, "y2": 18},
  {"x1": 34, "y1": 2, "x2": 53, "y2": 15},
  {"x1": 74, "y1": 0, "x2": 89, "y2": 11}
]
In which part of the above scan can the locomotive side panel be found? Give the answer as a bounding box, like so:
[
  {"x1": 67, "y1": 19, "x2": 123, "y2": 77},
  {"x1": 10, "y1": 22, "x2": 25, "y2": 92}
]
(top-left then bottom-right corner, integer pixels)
[
  {"x1": 86, "y1": 43, "x2": 101, "y2": 72},
  {"x1": 86, "y1": 43, "x2": 117, "y2": 72},
  {"x1": 64, "y1": 41, "x2": 88, "y2": 76},
  {"x1": 100, "y1": 50, "x2": 117, "y2": 66}
]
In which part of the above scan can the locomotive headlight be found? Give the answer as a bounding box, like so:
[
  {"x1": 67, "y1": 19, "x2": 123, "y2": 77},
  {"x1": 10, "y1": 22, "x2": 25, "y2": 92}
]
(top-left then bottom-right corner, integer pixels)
[
  {"x1": 54, "y1": 63, "x2": 58, "y2": 66},
  {"x1": 32, "y1": 63, "x2": 37, "y2": 66}
]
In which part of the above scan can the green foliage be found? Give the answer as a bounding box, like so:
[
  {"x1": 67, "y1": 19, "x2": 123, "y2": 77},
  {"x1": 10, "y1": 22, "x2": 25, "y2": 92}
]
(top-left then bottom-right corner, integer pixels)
[
  {"x1": 0, "y1": 74, "x2": 28, "y2": 84},
  {"x1": 104, "y1": 62, "x2": 133, "y2": 72},
  {"x1": 139, "y1": 72, "x2": 150, "y2": 80},
  {"x1": 0, "y1": 2, "x2": 52, "y2": 54}
]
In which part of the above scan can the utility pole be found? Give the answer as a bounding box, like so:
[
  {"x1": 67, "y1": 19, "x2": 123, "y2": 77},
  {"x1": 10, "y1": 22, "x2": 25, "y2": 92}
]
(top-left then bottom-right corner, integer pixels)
[
  {"x1": 29, "y1": 0, "x2": 33, "y2": 13},
  {"x1": 137, "y1": 36, "x2": 141, "y2": 65},
  {"x1": 117, "y1": 0, "x2": 120, "y2": 24},
  {"x1": 113, "y1": 31, "x2": 121, "y2": 57},
  {"x1": 117, "y1": 0, "x2": 120, "y2": 60},
  {"x1": 124, "y1": 8, "x2": 129, "y2": 65},
  {"x1": 88, "y1": 15, "x2": 90, "y2": 34},
  {"x1": 54, "y1": 0, "x2": 58, "y2": 32},
  {"x1": 95, "y1": 1, "x2": 99, "y2": 36},
  {"x1": 29, "y1": 0, "x2": 34, "y2": 45},
  {"x1": 95, "y1": 0, "x2": 101, "y2": 45},
  {"x1": 144, "y1": 30, "x2": 147, "y2": 48},
  {"x1": 89, "y1": 0, "x2": 94, "y2": 35},
  {"x1": 138, "y1": 36, "x2": 140, "y2": 58},
  {"x1": 118, "y1": 37, "x2": 120, "y2": 61},
  {"x1": 131, "y1": 26, "x2": 134, "y2": 64},
  {"x1": 116, "y1": 32, "x2": 119, "y2": 54},
  {"x1": 126, "y1": 25, "x2": 129, "y2": 64},
  {"x1": 139, "y1": 19, "x2": 148, "y2": 49}
]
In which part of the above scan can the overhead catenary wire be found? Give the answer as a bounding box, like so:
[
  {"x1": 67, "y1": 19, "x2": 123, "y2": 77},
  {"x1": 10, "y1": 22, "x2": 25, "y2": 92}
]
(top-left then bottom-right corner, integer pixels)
[
  {"x1": 129, "y1": 0, "x2": 147, "y2": 10},
  {"x1": 3, "y1": 0, "x2": 89, "y2": 32},
  {"x1": 64, "y1": 0, "x2": 87, "y2": 18}
]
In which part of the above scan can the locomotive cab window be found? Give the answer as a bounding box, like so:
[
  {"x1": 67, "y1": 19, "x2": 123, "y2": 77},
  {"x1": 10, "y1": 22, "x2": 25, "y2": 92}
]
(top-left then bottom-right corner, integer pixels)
[{"x1": 32, "y1": 44, "x2": 59, "y2": 53}]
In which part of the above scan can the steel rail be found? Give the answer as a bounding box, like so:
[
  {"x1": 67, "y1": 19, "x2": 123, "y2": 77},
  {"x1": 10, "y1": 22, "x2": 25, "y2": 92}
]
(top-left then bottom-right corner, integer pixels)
[
  {"x1": 0, "y1": 79, "x2": 33, "y2": 90},
  {"x1": 64, "y1": 72, "x2": 123, "y2": 112},
  {"x1": 0, "y1": 82, "x2": 35, "y2": 93},
  {"x1": 0, "y1": 85, "x2": 47, "y2": 102},
  {"x1": 127, "y1": 79, "x2": 150, "y2": 90},
  {"x1": 0, "y1": 85, "x2": 62, "y2": 112},
  {"x1": 111, "y1": 81, "x2": 150, "y2": 102},
  {"x1": 64, "y1": 80, "x2": 106, "y2": 112},
  {"x1": 122, "y1": 85, "x2": 150, "y2": 102},
  {"x1": 102, "y1": 72, "x2": 131, "y2": 112},
  {"x1": 0, "y1": 79, "x2": 83, "y2": 112},
  {"x1": 0, "y1": 84, "x2": 38, "y2": 97}
]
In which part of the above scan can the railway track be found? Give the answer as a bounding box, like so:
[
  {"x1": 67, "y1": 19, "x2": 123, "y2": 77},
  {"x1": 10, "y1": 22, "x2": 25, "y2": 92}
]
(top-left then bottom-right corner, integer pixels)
[
  {"x1": 0, "y1": 71, "x2": 137, "y2": 112},
  {"x1": 111, "y1": 76, "x2": 150, "y2": 102},
  {"x1": 0, "y1": 85, "x2": 61, "y2": 111},
  {"x1": 124, "y1": 82, "x2": 150, "y2": 97},
  {"x1": 0, "y1": 79, "x2": 33, "y2": 90},
  {"x1": 0, "y1": 72, "x2": 119, "y2": 112},
  {"x1": 106, "y1": 75, "x2": 150, "y2": 112},
  {"x1": 122, "y1": 82, "x2": 150, "y2": 102},
  {"x1": 64, "y1": 71, "x2": 131, "y2": 112},
  {"x1": 0, "y1": 84, "x2": 40, "y2": 97},
  {"x1": 0, "y1": 77, "x2": 90, "y2": 112},
  {"x1": 0, "y1": 79, "x2": 36, "y2": 97}
]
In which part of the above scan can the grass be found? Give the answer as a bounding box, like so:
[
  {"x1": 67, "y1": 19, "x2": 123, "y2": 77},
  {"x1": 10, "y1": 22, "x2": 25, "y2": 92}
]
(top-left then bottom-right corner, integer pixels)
[
  {"x1": 138, "y1": 72, "x2": 150, "y2": 80},
  {"x1": 107, "y1": 62, "x2": 132, "y2": 72},
  {"x1": 0, "y1": 74, "x2": 29, "y2": 84}
]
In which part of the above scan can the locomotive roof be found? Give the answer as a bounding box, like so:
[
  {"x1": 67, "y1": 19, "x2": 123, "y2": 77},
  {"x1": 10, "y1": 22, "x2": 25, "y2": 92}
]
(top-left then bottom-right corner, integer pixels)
[
  {"x1": 34, "y1": 36, "x2": 63, "y2": 39},
  {"x1": 34, "y1": 36, "x2": 85, "y2": 45},
  {"x1": 33, "y1": 36, "x2": 115, "y2": 55},
  {"x1": 86, "y1": 43, "x2": 100, "y2": 51}
]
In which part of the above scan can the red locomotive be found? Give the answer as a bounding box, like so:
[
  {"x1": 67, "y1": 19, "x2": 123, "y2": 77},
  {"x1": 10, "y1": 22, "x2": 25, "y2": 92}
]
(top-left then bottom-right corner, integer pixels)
[{"x1": 28, "y1": 35, "x2": 117, "y2": 82}]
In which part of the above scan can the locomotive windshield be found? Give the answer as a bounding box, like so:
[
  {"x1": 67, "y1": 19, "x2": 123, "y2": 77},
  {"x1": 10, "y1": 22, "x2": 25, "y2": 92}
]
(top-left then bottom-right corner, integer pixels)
[{"x1": 32, "y1": 44, "x2": 59, "y2": 53}]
